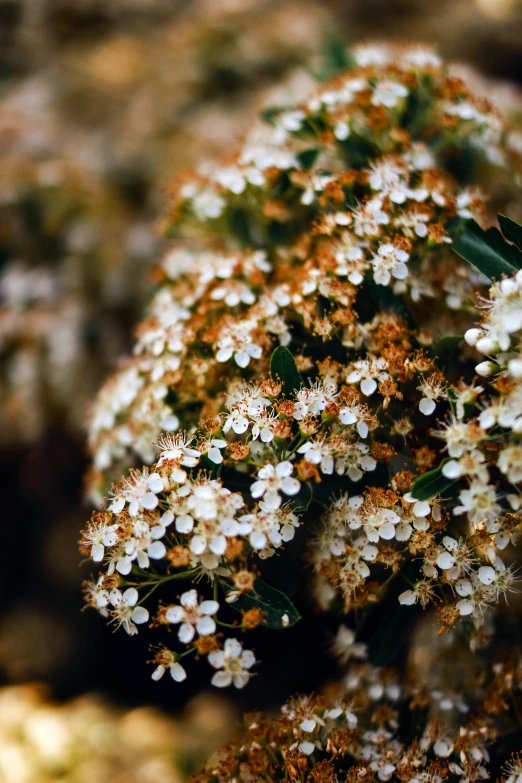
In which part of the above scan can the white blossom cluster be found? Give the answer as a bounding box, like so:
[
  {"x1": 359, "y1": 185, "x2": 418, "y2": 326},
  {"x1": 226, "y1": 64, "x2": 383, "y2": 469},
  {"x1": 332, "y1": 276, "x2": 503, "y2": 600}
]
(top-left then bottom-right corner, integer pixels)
[
  {"x1": 194, "y1": 656, "x2": 508, "y2": 783},
  {"x1": 83, "y1": 45, "x2": 522, "y2": 695}
]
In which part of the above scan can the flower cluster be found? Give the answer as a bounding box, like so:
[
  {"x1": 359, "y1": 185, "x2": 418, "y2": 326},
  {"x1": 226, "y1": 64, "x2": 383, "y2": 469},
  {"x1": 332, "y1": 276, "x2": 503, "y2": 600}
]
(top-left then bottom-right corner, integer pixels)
[
  {"x1": 0, "y1": 0, "x2": 333, "y2": 447},
  {"x1": 194, "y1": 656, "x2": 522, "y2": 783},
  {"x1": 88, "y1": 43, "x2": 522, "y2": 484},
  {"x1": 0, "y1": 682, "x2": 236, "y2": 783},
  {"x1": 83, "y1": 44, "x2": 522, "y2": 692}
]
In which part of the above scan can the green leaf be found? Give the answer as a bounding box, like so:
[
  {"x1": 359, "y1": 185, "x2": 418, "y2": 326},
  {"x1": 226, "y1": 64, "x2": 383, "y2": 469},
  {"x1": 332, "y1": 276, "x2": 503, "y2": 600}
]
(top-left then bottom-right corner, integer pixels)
[
  {"x1": 452, "y1": 220, "x2": 522, "y2": 281},
  {"x1": 261, "y1": 106, "x2": 281, "y2": 126},
  {"x1": 288, "y1": 482, "x2": 312, "y2": 514},
  {"x1": 498, "y1": 213, "x2": 522, "y2": 250},
  {"x1": 270, "y1": 346, "x2": 303, "y2": 394},
  {"x1": 228, "y1": 208, "x2": 252, "y2": 247},
  {"x1": 295, "y1": 148, "x2": 321, "y2": 170},
  {"x1": 368, "y1": 600, "x2": 419, "y2": 666},
  {"x1": 430, "y1": 334, "x2": 463, "y2": 370},
  {"x1": 321, "y1": 37, "x2": 353, "y2": 78},
  {"x1": 409, "y1": 465, "x2": 457, "y2": 501},
  {"x1": 229, "y1": 579, "x2": 301, "y2": 629}
]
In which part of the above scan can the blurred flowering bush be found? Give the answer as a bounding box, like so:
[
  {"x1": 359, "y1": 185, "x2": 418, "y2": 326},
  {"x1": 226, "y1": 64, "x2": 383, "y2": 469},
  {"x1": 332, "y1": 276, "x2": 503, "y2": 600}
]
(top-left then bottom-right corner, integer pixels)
[
  {"x1": 79, "y1": 40, "x2": 522, "y2": 771},
  {"x1": 0, "y1": 0, "x2": 329, "y2": 445},
  {"x1": 0, "y1": 684, "x2": 235, "y2": 783}
]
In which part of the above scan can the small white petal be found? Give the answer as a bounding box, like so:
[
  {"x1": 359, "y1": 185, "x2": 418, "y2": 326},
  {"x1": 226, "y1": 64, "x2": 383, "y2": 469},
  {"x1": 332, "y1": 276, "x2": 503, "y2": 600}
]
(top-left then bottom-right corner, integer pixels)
[
  {"x1": 131, "y1": 606, "x2": 149, "y2": 624},
  {"x1": 170, "y1": 663, "x2": 187, "y2": 682}
]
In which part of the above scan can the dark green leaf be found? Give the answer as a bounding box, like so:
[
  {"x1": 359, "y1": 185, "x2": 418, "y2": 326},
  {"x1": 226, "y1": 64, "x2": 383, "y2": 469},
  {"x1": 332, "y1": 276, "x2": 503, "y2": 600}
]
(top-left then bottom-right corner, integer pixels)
[
  {"x1": 228, "y1": 208, "x2": 252, "y2": 247},
  {"x1": 319, "y1": 37, "x2": 354, "y2": 79},
  {"x1": 431, "y1": 334, "x2": 463, "y2": 370},
  {"x1": 364, "y1": 561, "x2": 420, "y2": 666},
  {"x1": 288, "y1": 482, "x2": 312, "y2": 514},
  {"x1": 368, "y1": 601, "x2": 420, "y2": 666},
  {"x1": 261, "y1": 106, "x2": 281, "y2": 126},
  {"x1": 229, "y1": 579, "x2": 300, "y2": 629},
  {"x1": 498, "y1": 213, "x2": 522, "y2": 250},
  {"x1": 452, "y1": 220, "x2": 522, "y2": 281},
  {"x1": 270, "y1": 346, "x2": 303, "y2": 394},
  {"x1": 409, "y1": 465, "x2": 457, "y2": 501},
  {"x1": 295, "y1": 148, "x2": 321, "y2": 170},
  {"x1": 338, "y1": 131, "x2": 379, "y2": 170}
]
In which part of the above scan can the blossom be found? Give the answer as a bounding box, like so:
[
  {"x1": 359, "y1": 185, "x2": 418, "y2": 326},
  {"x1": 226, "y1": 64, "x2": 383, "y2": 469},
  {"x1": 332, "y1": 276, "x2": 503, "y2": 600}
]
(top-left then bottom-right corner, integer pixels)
[
  {"x1": 250, "y1": 461, "x2": 300, "y2": 509},
  {"x1": 371, "y1": 243, "x2": 409, "y2": 286},
  {"x1": 371, "y1": 80, "x2": 409, "y2": 108},
  {"x1": 82, "y1": 519, "x2": 118, "y2": 562},
  {"x1": 165, "y1": 589, "x2": 219, "y2": 643},
  {"x1": 151, "y1": 650, "x2": 187, "y2": 683},
  {"x1": 198, "y1": 438, "x2": 227, "y2": 464},
  {"x1": 208, "y1": 638, "x2": 256, "y2": 688},
  {"x1": 453, "y1": 481, "x2": 501, "y2": 526},
  {"x1": 109, "y1": 469, "x2": 164, "y2": 517},
  {"x1": 497, "y1": 445, "x2": 522, "y2": 484},
  {"x1": 332, "y1": 625, "x2": 368, "y2": 662},
  {"x1": 292, "y1": 379, "x2": 338, "y2": 419},
  {"x1": 215, "y1": 318, "x2": 263, "y2": 367},
  {"x1": 115, "y1": 517, "x2": 169, "y2": 574},
  {"x1": 156, "y1": 433, "x2": 200, "y2": 468},
  {"x1": 238, "y1": 504, "x2": 300, "y2": 550},
  {"x1": 109, "y1": 588, "x2": 149, "y2": 636},
  {"x1": 347, "y1": 357, "x2": 389, "y2": 396}
]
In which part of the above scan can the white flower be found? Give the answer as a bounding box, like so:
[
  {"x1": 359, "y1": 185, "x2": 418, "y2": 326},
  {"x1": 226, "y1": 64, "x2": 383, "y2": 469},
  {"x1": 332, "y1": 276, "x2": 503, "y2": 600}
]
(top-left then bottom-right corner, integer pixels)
[
  {"x1": 110, "y1": 588, "x2": 149, "y2": 635},
  {"x1": 150, "y1": 650, "x2": 187, "y2": 683},
  {"x1": 215, "y1": 319, "x2": 263, "y2": 367},
  {"x1": 238, "y1": 504, "x2": 299, "y2": 550},
  {"x1": 433, "y1": 738, "x2": 454, "y2": 757},
  {"x1": 85, "y1": 576, "x2": 111, "y2": 616},
  {"x1": 335, "y1": 442, "x2": 377, "y2": 481},
  {"x1": 371, "y1": 243, "x2": 409, "y2": 286},
  {"x1": 152, "y1": 661, "x2": 187, "y2": 683},
  {"x1": 333, "y1": 625, "x2": 367, "y2": 662},
  {"x1": 371, "y1": 80, "x2": 408, "y2": 108},
  {"x1": 192, "y1": 189, "x2": 225, "y2": 220},
  {"x1": 116, "y1": 518, "x2": 169, "y2": 573},
  {"x1": 250, "y1": 461, "x2": 300, "y2": 510},
  {"x1": 208, "y1": 638, "x2": 256, "y2": 688},
  {"x1": 362, "y1": 507, "x2": 401, "y2": 542},
  {"x1": 84, "y1": 519, "x2": 118, "y2": 562},
  {"x1": 347, "y1": 357, "x2": 389, "y2": 396},
  {"x1": 453, "y1": 481, "x2": 500, "y2": 526},
  {"x1": 334, "y1": 121, "x2": 350, "y2": 140},
  {"x1": 417, "y1": 375, "x2": 446, "y2": 416},
  {"x1": 199, "y1": 438, "x2": 227, "y2": 464},
  {"x1": 211, "y1": 281, "x2": 256, "y2": 307},
  {"x1": 165, "y1": 589, "x2": 219, "y2": 643},
  {"x1": 297, "y1": 439, "x2": 338, "y2": 475},
  {"x1": 293, "y1": 379, "x2": 338, "y2": 419},
  {"x1": 109, "y1": 469, "x2": 164, "y2": 517},
  {"x1": 498, "y1": 444, "x2": 522, "y2": 483},
  {"x1": 157, "y1": 434, "x2": 200, "y2": 468}
]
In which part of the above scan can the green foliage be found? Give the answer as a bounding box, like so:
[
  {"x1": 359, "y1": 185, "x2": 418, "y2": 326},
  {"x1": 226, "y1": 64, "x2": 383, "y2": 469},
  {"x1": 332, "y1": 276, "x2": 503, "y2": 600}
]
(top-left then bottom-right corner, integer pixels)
[
  {"x1": 316, "y1": 37, "x2": 354, "y2": 80},
  {"x1": 409, "y1": 464, "x2": 457, "y2": 501},
  {"x1": 498, "y1": 213, "x2": 522, "y2": 249},
  {"x1": 452, "y1": 218, "x2": 522, "y2": 281},
  {"x1": 228, "y1": 578, "x2": 301, "y2": 629},
  {"x1": 295, "y1": 148, "x2": 321, "y2": 170},
  {"x1": 270, "y1": 346, "x2": 303, "y2": 394},
  {"x1": 431, "y1": 334, "x2": 464, "y2": 371}
]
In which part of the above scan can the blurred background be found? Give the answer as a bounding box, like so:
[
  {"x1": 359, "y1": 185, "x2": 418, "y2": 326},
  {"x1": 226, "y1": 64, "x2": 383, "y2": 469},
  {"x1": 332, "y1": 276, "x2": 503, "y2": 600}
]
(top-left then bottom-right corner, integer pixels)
[{"x1": 3, "y1": 0, "x2": 522, "y2": 779}]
